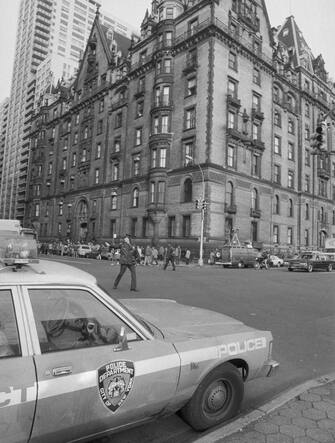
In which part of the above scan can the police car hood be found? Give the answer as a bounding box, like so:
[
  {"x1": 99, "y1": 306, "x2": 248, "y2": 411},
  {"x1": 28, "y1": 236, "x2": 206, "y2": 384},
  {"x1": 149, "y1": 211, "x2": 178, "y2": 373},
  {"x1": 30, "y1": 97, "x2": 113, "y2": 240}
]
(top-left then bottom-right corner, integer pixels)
[{"x1": 121, "y1": 298, "x2": 255, "y2": 340}]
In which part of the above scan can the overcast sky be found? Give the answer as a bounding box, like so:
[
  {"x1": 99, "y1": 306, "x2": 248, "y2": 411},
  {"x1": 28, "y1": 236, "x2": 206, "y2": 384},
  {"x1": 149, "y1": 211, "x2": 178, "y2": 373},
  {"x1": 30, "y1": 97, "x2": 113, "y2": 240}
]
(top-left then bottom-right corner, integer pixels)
[{"x1": 1, "y1": 0, "x2": 334, "y2": 101}]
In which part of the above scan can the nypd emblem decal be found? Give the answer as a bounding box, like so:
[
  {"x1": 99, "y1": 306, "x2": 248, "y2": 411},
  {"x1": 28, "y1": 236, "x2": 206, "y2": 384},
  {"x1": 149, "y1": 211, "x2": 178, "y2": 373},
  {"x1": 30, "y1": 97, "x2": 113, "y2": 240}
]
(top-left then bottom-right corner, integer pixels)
[{"x1": 98, "y1": 361, "x2": 135, "y2": 412}]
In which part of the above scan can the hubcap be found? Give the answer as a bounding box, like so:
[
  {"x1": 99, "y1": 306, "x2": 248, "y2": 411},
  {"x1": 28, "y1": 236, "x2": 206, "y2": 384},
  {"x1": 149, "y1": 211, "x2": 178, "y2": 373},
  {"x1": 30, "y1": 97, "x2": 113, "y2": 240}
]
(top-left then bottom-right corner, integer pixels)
[{"x1": 205, "y1": 381, "x2": 229, "y2": 413}]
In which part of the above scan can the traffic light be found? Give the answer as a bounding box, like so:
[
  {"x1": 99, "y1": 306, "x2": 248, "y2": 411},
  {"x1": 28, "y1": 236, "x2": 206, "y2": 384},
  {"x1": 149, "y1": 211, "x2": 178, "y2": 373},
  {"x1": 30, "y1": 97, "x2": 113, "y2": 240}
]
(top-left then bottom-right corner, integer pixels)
[
  {"x1": 195, "y1": 199, "x2": 199, "y2": 209},
  {"x1": 202, "y1": 200, "x2": 208, "y2": 211},
  {"x1": 315, "y1": 121, "x2": 327, "y2": 150}
]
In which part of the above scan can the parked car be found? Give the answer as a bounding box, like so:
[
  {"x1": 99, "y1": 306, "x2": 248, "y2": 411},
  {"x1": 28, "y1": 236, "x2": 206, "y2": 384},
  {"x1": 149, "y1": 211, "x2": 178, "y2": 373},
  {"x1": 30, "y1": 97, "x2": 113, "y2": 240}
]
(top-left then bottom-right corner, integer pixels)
[
  {"x1": 0, "y1": 237, "x2": 279, "y2": 442},
  {"x1": 269, "y1": 255, "x2": 284, "y2": 267},
  {"x1": 221, "y1": 245, "x2": 259, "y2": 268},
  {"x1": 288, "y1": 251, "x2": 333, "y2": 272},
  {"x1": 77, "y1": 244, "x2": 92, "y2": 258}
]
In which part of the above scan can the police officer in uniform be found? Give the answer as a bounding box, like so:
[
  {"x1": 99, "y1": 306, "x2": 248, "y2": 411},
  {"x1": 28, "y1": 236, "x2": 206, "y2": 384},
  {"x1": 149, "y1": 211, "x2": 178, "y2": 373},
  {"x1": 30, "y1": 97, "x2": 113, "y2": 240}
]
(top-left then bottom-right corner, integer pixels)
[{"x1": 113, "y1": 235, "x2": 139, "y2": 291}]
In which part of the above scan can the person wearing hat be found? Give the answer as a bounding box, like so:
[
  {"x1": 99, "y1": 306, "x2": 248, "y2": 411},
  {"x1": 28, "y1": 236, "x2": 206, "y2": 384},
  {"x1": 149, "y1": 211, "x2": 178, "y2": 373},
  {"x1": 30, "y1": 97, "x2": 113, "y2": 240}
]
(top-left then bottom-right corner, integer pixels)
[{"x1": 113, "y1": 234, "x2": 139, "y2": 291}]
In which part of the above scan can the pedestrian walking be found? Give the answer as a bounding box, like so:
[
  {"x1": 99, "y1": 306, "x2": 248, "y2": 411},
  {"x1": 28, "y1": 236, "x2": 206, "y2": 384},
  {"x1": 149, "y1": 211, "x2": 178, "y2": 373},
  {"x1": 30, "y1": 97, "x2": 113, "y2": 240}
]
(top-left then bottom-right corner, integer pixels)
[
  {"x1": 185, "y1": 248, "x2": 191, "y2": 265},
  {"x1": 144, "y1": 245, "x2": 152, "y2": 266},
  {"x1": 175, "y1": 245, "x2": 181, "y2": 265},
  {"x1": 151, "y1": 246, "x2": 159, "y2": 265},
  {"x1": 113, "y1": 235, "x2": 139, "y2": 291},
  {"x1": 163, "y1": 243, "x2": 176, "y2": 271}
]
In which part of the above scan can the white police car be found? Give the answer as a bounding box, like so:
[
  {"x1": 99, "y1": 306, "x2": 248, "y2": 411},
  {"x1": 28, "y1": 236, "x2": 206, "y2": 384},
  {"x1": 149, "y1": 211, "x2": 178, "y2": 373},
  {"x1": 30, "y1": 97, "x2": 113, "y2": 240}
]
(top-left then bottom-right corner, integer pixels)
[{"x1": 0, "y1": 237, "x2": 278, "y2": 442}]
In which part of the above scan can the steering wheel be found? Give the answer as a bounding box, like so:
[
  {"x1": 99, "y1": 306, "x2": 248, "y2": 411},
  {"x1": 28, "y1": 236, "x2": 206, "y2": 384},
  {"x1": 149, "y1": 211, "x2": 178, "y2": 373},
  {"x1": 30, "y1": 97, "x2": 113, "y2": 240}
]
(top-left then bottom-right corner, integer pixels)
[{"x1": 45, "y1": 297, "x2": 70, "y2": 337}]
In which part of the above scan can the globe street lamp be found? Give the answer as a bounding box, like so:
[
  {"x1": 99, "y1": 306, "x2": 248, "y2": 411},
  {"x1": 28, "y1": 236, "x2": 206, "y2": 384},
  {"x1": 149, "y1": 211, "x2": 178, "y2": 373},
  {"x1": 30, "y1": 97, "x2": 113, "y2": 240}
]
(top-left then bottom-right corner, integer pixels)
[{"x1": 186, "y1": 155, "x2": 205, "y2": 266}]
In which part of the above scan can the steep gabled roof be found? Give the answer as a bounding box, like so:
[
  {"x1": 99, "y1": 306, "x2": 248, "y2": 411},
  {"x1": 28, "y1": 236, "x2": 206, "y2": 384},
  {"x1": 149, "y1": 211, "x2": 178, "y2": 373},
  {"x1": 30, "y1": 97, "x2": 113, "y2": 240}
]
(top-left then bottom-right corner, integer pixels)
[{"x1": 276, "y1": 16, "x2": 314, "y2": 73}]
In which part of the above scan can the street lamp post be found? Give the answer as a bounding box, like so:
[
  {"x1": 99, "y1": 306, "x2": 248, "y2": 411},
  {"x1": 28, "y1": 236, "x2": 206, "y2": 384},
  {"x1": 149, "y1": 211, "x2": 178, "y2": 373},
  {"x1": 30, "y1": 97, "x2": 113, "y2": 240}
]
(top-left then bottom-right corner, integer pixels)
[{"x1": 186, "y1": 155, "x2": 205, "y2": 266}]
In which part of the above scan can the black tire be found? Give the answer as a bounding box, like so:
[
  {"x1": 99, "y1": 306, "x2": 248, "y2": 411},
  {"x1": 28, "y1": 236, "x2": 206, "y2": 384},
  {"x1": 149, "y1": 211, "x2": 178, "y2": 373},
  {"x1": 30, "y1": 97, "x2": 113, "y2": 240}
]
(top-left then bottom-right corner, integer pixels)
[
  {"x1": 237, "y1": 261, "x2": 244, "y2": 269},
  {"x1": 179, "y1": 363, "x2": 244, "y2": 431},
  {"x1": 288, "y1": 268, "x2": 293, "y2": 272},
  {"x1": 307, "y1": 264, "x2": 313, "y2": 273},
  {"x1": 327, "y1": 263, "x2": 332, "y2": 272}
]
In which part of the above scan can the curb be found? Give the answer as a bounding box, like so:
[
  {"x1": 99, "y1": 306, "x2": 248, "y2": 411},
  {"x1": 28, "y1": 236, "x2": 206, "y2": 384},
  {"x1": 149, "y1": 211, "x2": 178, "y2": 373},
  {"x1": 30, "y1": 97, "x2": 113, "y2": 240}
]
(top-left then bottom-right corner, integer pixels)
[{"x1": 193, "y1": 371, "x2": 335, "y2": 443}]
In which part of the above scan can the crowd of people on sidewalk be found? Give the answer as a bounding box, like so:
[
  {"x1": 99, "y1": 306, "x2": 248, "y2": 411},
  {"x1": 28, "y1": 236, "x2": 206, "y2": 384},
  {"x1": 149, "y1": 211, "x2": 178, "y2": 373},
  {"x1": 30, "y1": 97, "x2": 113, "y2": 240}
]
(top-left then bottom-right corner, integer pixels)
[{"x1": 37, "y1": 239, "x2": 194, "y2": 266}]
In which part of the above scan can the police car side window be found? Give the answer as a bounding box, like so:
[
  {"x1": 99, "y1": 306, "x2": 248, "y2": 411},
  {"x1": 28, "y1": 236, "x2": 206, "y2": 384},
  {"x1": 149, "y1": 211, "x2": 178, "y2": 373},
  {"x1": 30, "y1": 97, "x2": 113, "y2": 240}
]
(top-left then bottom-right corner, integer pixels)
[
  {"x1": 29, "y1": 288, "x2": 141, "y2": 354},
  {"x1": 0, "y1": 290, "x2": 21, "y2": 358}
]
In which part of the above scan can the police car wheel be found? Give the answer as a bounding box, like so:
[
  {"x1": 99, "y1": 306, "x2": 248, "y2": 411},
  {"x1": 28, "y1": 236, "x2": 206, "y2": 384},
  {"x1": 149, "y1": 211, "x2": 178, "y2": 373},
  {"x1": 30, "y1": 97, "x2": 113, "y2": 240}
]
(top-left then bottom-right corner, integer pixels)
[
  {"x1": 180, "y1": 363, "x2": 244, "y2": 431},
  {"x1": 307, "y1": 264, "x2": 313, "y2": 273}
]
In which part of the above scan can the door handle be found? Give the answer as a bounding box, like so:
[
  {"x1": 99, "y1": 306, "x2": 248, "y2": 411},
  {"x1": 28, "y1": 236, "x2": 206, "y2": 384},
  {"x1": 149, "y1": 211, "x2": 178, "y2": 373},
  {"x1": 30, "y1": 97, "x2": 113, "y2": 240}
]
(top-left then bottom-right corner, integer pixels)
[{"x1": 52, "y1": 366, "x2": 73, "y2": 377}]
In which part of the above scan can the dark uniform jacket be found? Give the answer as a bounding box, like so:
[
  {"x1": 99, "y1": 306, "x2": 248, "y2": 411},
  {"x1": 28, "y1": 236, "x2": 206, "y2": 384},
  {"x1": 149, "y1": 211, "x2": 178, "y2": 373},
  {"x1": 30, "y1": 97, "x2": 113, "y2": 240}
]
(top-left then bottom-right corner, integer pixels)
[{"x1": 119, "y1": 242, "x2": 138, "y2": 265}]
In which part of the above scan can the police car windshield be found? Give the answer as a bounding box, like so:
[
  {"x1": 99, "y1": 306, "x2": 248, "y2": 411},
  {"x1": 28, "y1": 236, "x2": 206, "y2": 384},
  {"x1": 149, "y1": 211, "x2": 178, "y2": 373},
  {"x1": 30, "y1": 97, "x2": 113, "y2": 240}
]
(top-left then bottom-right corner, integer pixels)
[{"x1": 97, "y1": 284, "x2": 162, "y2": 338}]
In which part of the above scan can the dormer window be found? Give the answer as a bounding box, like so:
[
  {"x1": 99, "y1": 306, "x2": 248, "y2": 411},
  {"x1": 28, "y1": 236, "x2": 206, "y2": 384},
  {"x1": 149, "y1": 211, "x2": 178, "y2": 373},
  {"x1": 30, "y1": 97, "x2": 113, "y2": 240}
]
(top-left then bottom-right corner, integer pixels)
[{"x1": 166, "y1": 7, "x2": 174, "y2": 19}]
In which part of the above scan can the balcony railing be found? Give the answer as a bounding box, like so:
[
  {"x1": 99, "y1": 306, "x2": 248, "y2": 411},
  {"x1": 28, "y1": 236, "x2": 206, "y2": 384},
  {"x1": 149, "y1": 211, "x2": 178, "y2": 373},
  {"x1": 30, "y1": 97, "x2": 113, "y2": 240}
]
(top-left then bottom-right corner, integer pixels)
[{"x1": 227, "y1": 94, "x2": 241, "y2": 108}]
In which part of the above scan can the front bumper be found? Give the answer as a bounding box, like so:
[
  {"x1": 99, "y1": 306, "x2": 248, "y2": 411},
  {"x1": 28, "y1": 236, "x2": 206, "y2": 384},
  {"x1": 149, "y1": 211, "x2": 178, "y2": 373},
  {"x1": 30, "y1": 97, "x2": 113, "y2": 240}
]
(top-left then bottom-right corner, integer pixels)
[{"x1": 259, "y1": 359, "x2": 280, "y2": 377}]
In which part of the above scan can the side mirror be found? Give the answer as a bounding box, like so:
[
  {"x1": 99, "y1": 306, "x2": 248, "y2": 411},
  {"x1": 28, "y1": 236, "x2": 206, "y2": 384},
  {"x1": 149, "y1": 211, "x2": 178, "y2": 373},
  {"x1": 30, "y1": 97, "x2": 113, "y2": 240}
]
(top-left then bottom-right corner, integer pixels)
[{"x1": 114, "y1": 326, "x2": 129, "y2": 352}]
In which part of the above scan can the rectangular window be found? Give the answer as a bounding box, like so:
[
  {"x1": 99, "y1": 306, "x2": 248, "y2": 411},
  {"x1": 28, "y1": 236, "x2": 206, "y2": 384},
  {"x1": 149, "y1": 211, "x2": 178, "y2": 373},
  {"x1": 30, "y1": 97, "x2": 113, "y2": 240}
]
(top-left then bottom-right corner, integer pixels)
[
  {"x1": 274, "y1": 136, "x2": 281, "y2": 155},
  {"x1": 287, "y1": 227, "x2": 293, "y2": 245},
  {"x1": 182, "y1": 215, "x2": 191, "y2": 237},
  {"x1": 228, "y1": 51, "x2": 237, "y2": 70},
  {"x1": 133, "y1": 155, "x2": 140, "y2": 176},
  {"x1": 253, "y1": 67, "x2": 261, "y2": 85},
  {"x1": 115, "y1": 112, "x2": 122, "y2": 128},
  {"x1": 130, "y1": 218, "x2": 137, "y2": 238},
  {"x1": 161, "y1": 115, "x2": 169, "y2": 133},
  {"x1": 135, "y1": 128, "x2": 142, "y2": 146},
  {"x1": 114, "y1": 139, "x2": 121, "y2": 152},
  {"x1": 288, "y1": 170, "x2": 294, "y2": 189},
  {"x1": 158, "y1": 181, "x2": 165, "y2": 203},
  {"x1": 96, "y1": 143, "x2": 101, "y2": 159},
  {"x1": 95, "y1": 168, "x2": 100, "y2": 184},
  {"x1": 99, "y1": 99, "x2": 104, "y2": 112},
  {"x1": 159, "y1": 148, "x2": 167, "y2": 168},
  {"x1": 186, "y1": 77, "x2": 196, "y2": 96},
  {"x1": 228, "y1": 111, "x2": 236, "y2": 129},
  {"x1": 151, "y1": 149, "x2": 157, "y2": 168},
  {"x1": 228, "y1": 79, "x2": 237, "y2": 97},
  {"x1": 252, "y1": 93, "x2": 261, "y2": 111},
  {"x1": 184, "y1": 141, "x2": 193, "y2": 166},
  {"x1": 251, "y1": 154, "x2": 260, "y2": 177},
  {"x1": 305, "y1": 148, "x2": 311, "y2": 167},
  {"x1": 185, "y1": 108, "x2": 196, "y2": 130},
  {"x1": 163, "y1": 59, "x2": 172, "y2": 73},
  {"x1": 110, "y1": 219, "x2": 116, "y2": 237},
  {"x1": 305, "y1": 175, "x2": 310, "y2": 193},
  {"x1": 304, "y1": 229, "x2": 309, "y2": 246},
  {"x1": 142, "y1": 217, "x2": 149, "y2": 237},
  {"x1": 252, "y1": 123, "x2": 260, "y2": 140},
  {"x1": 274, "y1": 164, "x2": 281, "y2": 184},
  {"x1": 162, "y1": 86, "x2": 170, "y2": 106},
  {"x1": 150, "y1": 182, "x2": 155, "y2": 203},
  {"x1": 97, "y1": 120, "x2": 103, "y2": 135},
  {"x1": 251, "y1": 221, "x2": 258, "y2": 242},
  {"x1": 273, "y1": 225, "x2": 279, "y2": 244},
  {"x1": 136, "y1": 101, "x2": 144, "y2": 118},
  {"x1": 288, "y1": 142, "x2": 294, "y2": 161},
  {"x1": 112, "y1": 163, "x2": 119, "y2": 181},
  {"x1": 168, "y1": 216, "x2": 176, "y2": 238},
  {"x1": 227, "y1": 145, "x2": 235, "y2": 168}
]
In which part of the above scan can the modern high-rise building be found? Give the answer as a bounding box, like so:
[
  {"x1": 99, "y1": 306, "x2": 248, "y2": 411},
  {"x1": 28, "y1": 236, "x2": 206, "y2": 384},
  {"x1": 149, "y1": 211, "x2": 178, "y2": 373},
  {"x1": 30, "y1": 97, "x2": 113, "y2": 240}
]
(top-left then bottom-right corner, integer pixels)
[
  {"x1": 0, "y1": 98, "x2": 9, "y2": 184},
  {"x1": 0, "y1": 0, "x2": 135, "y2": 222},
  {"x1": 25, "y1": 0, "x2": 335, "y2": 256}
]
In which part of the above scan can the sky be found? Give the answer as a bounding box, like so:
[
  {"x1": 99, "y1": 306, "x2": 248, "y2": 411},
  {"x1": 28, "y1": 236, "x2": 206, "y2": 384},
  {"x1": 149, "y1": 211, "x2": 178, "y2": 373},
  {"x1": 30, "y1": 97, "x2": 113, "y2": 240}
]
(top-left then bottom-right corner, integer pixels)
[{"x1": 0, "y1": 0, "x2": 334, "y2": 101}]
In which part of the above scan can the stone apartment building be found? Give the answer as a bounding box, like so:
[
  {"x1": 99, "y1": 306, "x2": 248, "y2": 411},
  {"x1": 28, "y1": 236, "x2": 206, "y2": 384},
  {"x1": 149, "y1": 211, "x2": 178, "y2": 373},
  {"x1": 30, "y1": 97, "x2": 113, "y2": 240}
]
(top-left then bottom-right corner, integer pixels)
[{"x1": 25, "y1": 0, "x2": 335, "y2": 254}]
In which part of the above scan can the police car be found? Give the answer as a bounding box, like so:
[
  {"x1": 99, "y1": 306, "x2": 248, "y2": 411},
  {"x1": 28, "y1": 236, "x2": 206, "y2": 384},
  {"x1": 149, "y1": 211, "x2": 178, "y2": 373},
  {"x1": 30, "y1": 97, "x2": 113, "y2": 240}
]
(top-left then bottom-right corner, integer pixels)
[{"x1": 0, "y1": 237, "x2": 279, "y2": 443}]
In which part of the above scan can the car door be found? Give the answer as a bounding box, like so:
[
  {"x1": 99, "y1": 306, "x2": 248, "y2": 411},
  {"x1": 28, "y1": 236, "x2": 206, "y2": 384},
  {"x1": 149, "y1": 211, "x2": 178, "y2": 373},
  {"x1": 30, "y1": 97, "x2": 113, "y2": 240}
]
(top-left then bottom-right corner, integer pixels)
[
  {"x1": 0, "y1": 287, "x2": 37, "y2": 443},
  {"x1": 23, "y1": 286, "x2": 180, "y2": 443}
]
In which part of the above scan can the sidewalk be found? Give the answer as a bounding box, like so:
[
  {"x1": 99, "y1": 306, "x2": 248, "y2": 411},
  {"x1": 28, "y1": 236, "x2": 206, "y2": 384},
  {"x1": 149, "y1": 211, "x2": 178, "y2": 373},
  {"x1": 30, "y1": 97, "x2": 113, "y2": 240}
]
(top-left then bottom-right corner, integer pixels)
[{"x1": 194, "y1": 373, "x2": 335, "y2": 443}]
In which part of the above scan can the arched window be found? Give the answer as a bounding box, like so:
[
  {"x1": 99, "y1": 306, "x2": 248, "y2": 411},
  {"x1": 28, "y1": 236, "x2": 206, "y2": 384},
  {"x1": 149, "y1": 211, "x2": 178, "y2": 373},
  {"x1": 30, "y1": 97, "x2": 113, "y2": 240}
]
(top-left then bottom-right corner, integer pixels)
[
  {"x1": 274, "y1": 195, "x2": 280, "y2": 215},
  {"x1": 288, "y1": 199, "x2": 294, "y2": 217},
  {"x1": 132, "y1": 188, "x2": 139, "y2": 208},
  {"x1": 226, "y1": 181, "x2": 234, "y2": 206},
  {"x1": 184, "y1": 178, "x2": 192, "y2": 202},
  {"x1": 251, "y1": 188, "x2": 258, "y2": 210}
]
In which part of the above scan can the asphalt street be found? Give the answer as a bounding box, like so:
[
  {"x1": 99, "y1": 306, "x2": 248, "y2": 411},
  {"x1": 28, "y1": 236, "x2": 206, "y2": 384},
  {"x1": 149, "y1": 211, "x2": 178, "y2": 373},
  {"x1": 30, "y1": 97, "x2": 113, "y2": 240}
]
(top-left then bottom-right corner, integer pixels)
[{"x1": 46, "y1": 256, "x2": 335, "y2": 442}]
